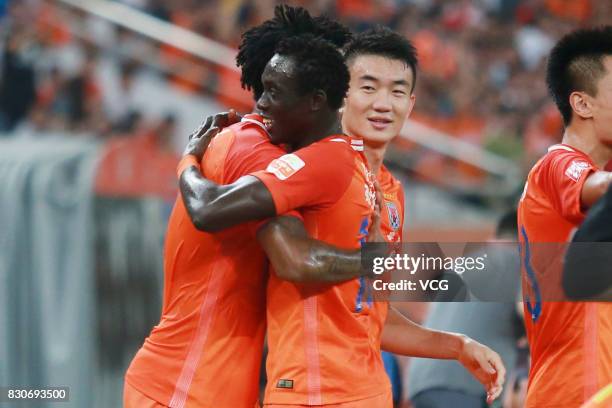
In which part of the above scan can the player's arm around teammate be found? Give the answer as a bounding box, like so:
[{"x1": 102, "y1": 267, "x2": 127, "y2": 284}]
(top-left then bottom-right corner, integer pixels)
[
  {"x1": 178, "y1": 123, "x2": 383, "y2": 284},
  {"x1": 564, "y1": 183, "x2": 612, "y2": 300}
]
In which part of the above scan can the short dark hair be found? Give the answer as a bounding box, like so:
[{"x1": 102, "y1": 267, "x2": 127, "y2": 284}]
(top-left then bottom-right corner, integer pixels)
[
  {"x1": 274, "y1": 34, "x2": 350, "y2": 110},
  {"x1": 343, "y1": 26, "x2": 418, "y2": 92},
  {"x1": 546, "y1": 26, "x2": 612, "y2": 126},
  {"x1": 237, "y1": 5, "x2": 352, "y2": 100}
]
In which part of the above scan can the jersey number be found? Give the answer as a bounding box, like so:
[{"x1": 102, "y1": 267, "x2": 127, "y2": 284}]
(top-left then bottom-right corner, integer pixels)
[
  {"x1": 355, "y1": 216, "x2": 372, "y2": 312},
  {"x1": 519, "y1": 226, "x2": 542, "y2": 322}
]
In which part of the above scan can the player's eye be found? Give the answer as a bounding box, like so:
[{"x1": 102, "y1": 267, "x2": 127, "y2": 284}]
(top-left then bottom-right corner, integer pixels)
[
  {"x1": 393, "y1": 89, "x2": 407, "y2": 96},
  {"x1": 361, "y1": 85, "x2": 375, "y2": 92}
]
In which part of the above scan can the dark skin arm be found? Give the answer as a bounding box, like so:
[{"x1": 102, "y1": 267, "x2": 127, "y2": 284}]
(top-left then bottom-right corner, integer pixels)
[
  {"x1": 181, "y1": 111, "x2": 384, "y2": 282},
  {"x1": 180, "y1": 118, "x2": 276, "y2": 232},
  {"x1": 257, "y1": 215, "x2": 382, "y2": 283},
  {"x1": 581, "y1": 170, "x2": 612, "y2": 210},
  {"x1": 564, "y1": 183, "x2": 612, "y2": 300},
  {"x1": 180, "y1": 168, "x2": 275, "y2": 232}
]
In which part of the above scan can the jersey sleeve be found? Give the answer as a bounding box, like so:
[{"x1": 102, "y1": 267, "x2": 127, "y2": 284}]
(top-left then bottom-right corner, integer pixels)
[
  {"x1": 249, "y1": 140, "x2": 355, "y2": 214},
  {"x1": 223, "y1": 130, "x2": 287, "y2": 183},
  {"x1": 539, "y1": 151, "x2": 597, "y2": 223},
  {"x1": 202, "y1": 124, "x2": 302, "y2": 235}
]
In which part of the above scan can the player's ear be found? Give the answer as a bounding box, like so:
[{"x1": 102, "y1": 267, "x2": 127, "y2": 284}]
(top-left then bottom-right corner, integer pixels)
[
  {"x1": 569, "y1": 91, "x2": 594, "y2": 120},
  {"x1": 310, "y1": 89, "x2": 327, "y2": 111},
  {"x1": 407, "y1": 93, "x2": 417, "y2": 117}
]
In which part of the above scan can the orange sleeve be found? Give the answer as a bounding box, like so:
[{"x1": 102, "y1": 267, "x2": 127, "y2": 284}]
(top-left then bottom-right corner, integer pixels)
[
  {"x1": 219, "y1": 125, "x2": 301, "y2": 232},
  {"x1": 249, "y1": 141, "x2": 354, "y2": 214},
  {"x1": 204, "y1": 125, "x2": 302, "y2": 234},
  {"x1": 223, "y1": 132, "x2": 286, "y2": 183},
  {"x1": 539, "y1": 151, "x2": 597, "y2": 223}
]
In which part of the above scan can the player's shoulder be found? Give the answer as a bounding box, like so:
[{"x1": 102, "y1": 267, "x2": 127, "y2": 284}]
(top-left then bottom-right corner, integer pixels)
[
  {"x1": 541, "y1": 144, "x2": 592, "y2": 166},
  {"x1": 313, "y1": 134, "x2": 361, "y2": 153},
  {"x1": 227, "y1": 114, "x2": 271, "y2": 144},
  {"x1": 207, "y1": 114, "x2": 286, "y2": 181},
  {"x1": 529, "y1": 144, "x2": 590, "y2": 179},
  {"x1": 293, "y1": 134, "x2": 363, "y2": 172},
  {"x1": 276, "y1": 135, "x2": 365, "y2": 193},
  {"x1": 222, "y1": 114, "x2": 286, "y2": 158}
]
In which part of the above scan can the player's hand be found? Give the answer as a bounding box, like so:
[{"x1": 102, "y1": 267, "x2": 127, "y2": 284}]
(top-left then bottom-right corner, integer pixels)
[
  {"x1": 457, "y1": 336, "x2": 506, "y2": 404},
  {"x1": 188, "y1": 109, "x2": 241, "y2": 141},
  {"x1": 183, "y1": 126, "x2": 220, "y2": 161}
]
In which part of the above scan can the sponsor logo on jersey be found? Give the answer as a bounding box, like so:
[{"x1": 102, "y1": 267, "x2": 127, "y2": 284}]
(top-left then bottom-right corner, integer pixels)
[
  {"x1": 565, "y1": 160, "x2": 590, "y2": 182},
  {"x1": 276, "y1": 379, "x2": 294, "y2": 389},
  {"x1": 386, "y1": 201, "x2": 401, "y2": 230},
  {"x1": 266, "y1": 154, "x2": 305, "y2": 180}
]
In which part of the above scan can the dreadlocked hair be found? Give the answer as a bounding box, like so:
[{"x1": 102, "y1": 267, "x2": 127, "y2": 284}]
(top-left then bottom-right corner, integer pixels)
[
  {"x1": 237, "y1": 4, "x2": 352, "y2": 99},
  {"x1": 274, "y1": 34, "x2": 350, "y2": 110}
]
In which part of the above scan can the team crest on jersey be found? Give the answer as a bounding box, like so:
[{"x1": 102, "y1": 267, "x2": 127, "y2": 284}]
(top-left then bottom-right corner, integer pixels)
[
  {"x1": 386, "y1": 201, "x2": 401, "y2": 230},
  {"x1": 266, "y1": 154, "x2": 305, "y2": 180},
  {"x1": 565, "y1": 160, "x2": 590, "y2": 182}
]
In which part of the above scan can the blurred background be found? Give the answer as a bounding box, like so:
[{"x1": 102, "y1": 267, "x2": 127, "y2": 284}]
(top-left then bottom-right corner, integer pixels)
[{"x1": 0, "y1": 0, "x2": 608, "y2": 407}]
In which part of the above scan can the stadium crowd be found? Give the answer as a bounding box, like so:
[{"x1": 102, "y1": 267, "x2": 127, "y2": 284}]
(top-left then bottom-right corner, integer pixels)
[
  {"x1": 1, "y1": 0, "x2": 609, "y2": 168},
  {"x1": 110, "y1": 0, "x2": 612, "y2": 165}
]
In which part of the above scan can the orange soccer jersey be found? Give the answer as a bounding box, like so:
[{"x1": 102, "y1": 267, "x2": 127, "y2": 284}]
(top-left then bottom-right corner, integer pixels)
[
  {"x1": 371, "y1": 165, "x2": 405, "y2": 341},
  {"x1": 125, "y1": 115, "x2": 287, "y2": 408},
  {"x1": 581, "y1": 383, "x2": 612, "y2": 408},
  {"x1": 252, "y1": 137, "x2": 392, "y2": 406},
  {"x1": 518, "y1": 144, "x2": 612, "y2": 408}
]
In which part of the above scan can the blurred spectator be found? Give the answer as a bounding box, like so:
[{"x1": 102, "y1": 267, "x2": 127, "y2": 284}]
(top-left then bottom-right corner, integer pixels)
[
  {"x1": 502, "y1": 344, "x2": 529, "y2": 408},
  {"x1": 0, "y1": 30, "x2": 36, "y2": 131},
  {"x1": 106, "y1": 61, "x2": 140, "y2": 127},
  {"x1": 0, "y1": 0, "x2": 604, "y2": 176},
  {"x1": 152, "y1": 113, "x2": 177, "y2": 153},
  {"x1": 514, "y1": 19, "x2": 554, "y2": 71}
]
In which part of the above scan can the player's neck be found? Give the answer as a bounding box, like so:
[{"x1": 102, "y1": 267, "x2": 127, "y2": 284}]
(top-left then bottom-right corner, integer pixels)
[
  {"x1": 363, "y1": 142, "x2": 389, "y2": 176},
  {"x1": 562, "y1": 122, "x2": 612, "y2": 169},
  {"x1": 290, "y1": 116, "x2": 342, "y2": 151}
]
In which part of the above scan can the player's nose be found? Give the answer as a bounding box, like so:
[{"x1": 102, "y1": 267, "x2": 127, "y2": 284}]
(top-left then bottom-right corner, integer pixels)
[
  {"x1": 256, "y1": 93, "x2": 270, "y2": 113},
  {"x1": 371, "y1": 93, "x2": 392, "y2": 112}
]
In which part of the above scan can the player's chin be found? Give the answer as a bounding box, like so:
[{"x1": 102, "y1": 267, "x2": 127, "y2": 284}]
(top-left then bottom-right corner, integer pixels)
[
  {"x1": 362, "y1": 130, "x2": 395, "y2": 145},
  {"x1": 268, "y1": 131, "x2": 286, "y2": 146}
]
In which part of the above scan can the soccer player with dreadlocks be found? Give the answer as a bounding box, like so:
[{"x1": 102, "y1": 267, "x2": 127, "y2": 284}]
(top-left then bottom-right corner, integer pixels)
[{"x1": 123, "y1": 7, "x2": 377, "y2": 408}]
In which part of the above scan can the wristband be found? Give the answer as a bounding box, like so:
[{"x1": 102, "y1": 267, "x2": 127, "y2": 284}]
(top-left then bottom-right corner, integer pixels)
[{"x1": 177, "y1": 155, "x2": 200, "y2": 178}]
